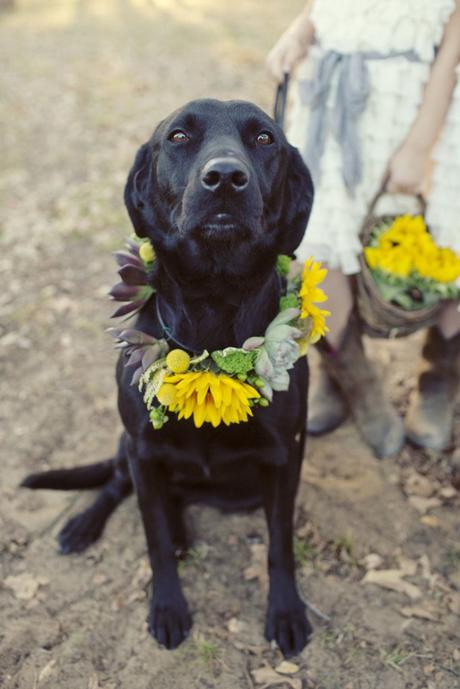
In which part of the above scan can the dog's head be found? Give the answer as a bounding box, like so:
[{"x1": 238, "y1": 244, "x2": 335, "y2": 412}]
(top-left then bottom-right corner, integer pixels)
[{"x1": 125, "y1": 99, "x2": 313, "y2": 275}]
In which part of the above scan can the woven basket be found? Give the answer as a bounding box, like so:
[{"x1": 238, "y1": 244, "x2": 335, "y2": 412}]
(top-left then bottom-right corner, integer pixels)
[{"x1": 356, "y1": 182, "x2": 442, "y2": 338}]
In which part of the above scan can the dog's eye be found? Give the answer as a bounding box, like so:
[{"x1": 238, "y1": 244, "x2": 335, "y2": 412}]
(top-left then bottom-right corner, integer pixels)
[
  {"x1": 256, "y1": 131, "x2": 274, "y2": 146},
  {"x1": 168, "y1": 130, "x2": 189, "y2": 144}
]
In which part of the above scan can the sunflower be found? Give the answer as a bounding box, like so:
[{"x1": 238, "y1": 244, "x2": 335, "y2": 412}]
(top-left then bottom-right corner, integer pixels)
[
  {"x1": 299, "y1": 257, "x2": 329, "y2": 311},
  {"x1": 299, "y1": 257, "x2": 330, "y2": 341},
  {"x1": 157, "y1": 371, "x2": 260, "y2": 428}
]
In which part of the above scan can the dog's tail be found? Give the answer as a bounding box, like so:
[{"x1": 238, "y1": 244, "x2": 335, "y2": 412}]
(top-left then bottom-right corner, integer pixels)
[{"x1": 21, "y1": 459, "x2": 114, "y2": 491}]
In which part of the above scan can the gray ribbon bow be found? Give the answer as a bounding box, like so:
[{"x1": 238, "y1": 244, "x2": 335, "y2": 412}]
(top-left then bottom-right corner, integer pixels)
[{"x1": 300, "y1": 49, "x2": 417, "y2": 193}]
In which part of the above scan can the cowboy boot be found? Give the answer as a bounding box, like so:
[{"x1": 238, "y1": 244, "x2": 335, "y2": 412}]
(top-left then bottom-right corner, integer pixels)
[
  {"x1": 405, "y1": 327, "x2": 460, "y2": 451},
  {"x1": 307, "y1": 362, "x2": 348, "y2": 435},
  {"x1": 317, "y1": 312, "x2": 404, "y2": 459}
]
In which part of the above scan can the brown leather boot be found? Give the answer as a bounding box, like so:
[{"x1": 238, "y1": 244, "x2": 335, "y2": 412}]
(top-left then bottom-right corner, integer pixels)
[
  {"x1": 318, "y1": 312, "x2": 404, "y2": 459},
  {"x1": 307, "y1": 363, "x2": 348, "y2": 435},
  {"x1": 406, "y1": 327, "x2": 460, "y2": 451}
]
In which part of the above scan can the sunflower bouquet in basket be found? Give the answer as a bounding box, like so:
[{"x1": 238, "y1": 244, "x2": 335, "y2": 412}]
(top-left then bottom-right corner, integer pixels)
[{"x1": 363, "y1": 214, "x2": 460, "y2": 310}]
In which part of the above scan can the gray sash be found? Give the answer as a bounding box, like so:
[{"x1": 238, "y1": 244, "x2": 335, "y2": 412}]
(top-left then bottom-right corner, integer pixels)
[{"x1": 300, "y1": 50, "x2": 418, "y2": 193}]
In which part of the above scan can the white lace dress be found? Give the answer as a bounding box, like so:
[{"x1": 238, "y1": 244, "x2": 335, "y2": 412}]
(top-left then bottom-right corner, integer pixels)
[{"x1": 287, "y1": 0, "x2": 459, "y2": 274}]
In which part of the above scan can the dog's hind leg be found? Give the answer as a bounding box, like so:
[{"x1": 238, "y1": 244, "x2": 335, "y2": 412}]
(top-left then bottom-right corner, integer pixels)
[
  {"x1": 22, "y1": 434, "x2": 132, "y2": 554},
  {"x1": 57, "y1": 434, "x2": 132, "y2": 554}
]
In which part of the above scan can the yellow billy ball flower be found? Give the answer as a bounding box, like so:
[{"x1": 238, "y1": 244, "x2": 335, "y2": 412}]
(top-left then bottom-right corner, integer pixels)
[
  {"x1": 156, "y1": 383, "x2": 177, "y2": 406},
  {"x1": 139, "y1": 241, "x2": 155, "y2": 263},
  {"x1": 166, "y1": 349, "x2": 191, "y2": 373},
  {"x1": 159, "y1": 371, "x2": 260, "y2": 428}
]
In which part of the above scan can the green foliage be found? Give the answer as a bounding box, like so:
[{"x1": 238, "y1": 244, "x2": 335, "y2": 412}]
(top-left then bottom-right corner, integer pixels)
[
  {"x1": 293, "y1": 537, "x2": 317, "y2": 567},
  {"x1": 211, "y1": 347, "x2": 256, "y2": 375},
  {"x1": 279, "y1": 292, "x2": 300, "y2": 311},
  {"x1": 276, "y1": 253, "x2": 292, "y2": 277}
]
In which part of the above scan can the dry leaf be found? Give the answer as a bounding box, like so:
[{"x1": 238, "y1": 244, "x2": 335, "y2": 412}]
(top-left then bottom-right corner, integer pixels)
[
  {"x1": 397, "y1": 556, "x2": 418, "y2": 577},
  {"x1": 400, "y1": 605, "x2": 439, "y2": 622},
  {"x1": 446, "y1": 592, "x2": 460, "y2": 615},
  {"x1": 251, "y1": 666, "x2": 302, "y2": 689},
  {"x1": 405, "y1": 472, "x2": 434, "y2": 498},
  {"x1": 275, "y1": 661, "x2": 300, "y2": 675},
  {"x1": 227, "y1": 617, "x2": 245, "y2": 634},
  {"x1": 88, "y1": 673, "x2": 100, "y2": 689},
  {"x1": 439, "y1": 486, "x2": 457, "y2": 499},
  {"x1": 3, "y1": 572, "x2": 49, "y2": 600},
  {"x1": 244, "y1": 544, "x2": 268, "y2": 592},
  {"x1": 362, "y1": 570, "x2": 422, "y2": 600},
  {"x1": 408, "y1": 496, "x2": 442, "y2": 514},
  {"x1": 38, "y1": 659, "x2": 56, "y2": 684},
  {"x1": 361, "y1": 553, "x2": 384, "y2": 571},
  {"x1": 420, "y1": 515, "x2": 440, "y2": 528}
]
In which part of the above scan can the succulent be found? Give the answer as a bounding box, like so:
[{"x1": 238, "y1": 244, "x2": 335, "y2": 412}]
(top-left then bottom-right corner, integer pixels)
[
  {"x1": 109, "y1": 238, "x2": 155, "y2": 319},
  {"x1": 254, "y1": 308, "x2": 301, "y2": 399},
  {"x1": 108, "y1": 327, "x2": 169, "y2": 385}
]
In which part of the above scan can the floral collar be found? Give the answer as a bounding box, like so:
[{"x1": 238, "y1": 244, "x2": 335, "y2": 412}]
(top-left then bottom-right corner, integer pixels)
[{"x1": 109, "y1": 238, "x2": 330, "y2": 429}]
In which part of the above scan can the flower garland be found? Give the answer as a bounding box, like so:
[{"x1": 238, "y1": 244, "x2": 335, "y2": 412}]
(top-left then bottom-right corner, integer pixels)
[
  {"x1": 109, "y1": 239, "x2": 329, "y2": 429},
  {"x1": 364, "y1": 215, "x2": 460, "y2": 310}
]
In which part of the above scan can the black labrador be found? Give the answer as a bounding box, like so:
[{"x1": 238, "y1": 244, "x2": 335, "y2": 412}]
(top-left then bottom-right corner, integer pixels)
[{"x1": 22, "y1": 99, "x2": 314, "y2": 657}]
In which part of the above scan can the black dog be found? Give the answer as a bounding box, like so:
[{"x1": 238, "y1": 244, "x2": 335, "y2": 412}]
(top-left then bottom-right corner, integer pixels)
[{"x1": 22, "y1": 99, "x2": 314, "y2": 657}]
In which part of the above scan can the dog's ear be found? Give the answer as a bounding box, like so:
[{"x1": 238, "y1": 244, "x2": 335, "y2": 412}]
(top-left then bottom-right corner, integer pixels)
[
  {"x1": 124, "y1": 143, "x2": 153, "y2": 238},
  {"x1": 278, "y1": 144, "x2": 314, "y2": 256}
]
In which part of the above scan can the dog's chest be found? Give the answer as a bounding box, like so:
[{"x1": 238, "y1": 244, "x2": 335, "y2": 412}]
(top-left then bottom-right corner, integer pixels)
[{"x1": 151, "y1": 415, "x2": 288, "y2": 479}]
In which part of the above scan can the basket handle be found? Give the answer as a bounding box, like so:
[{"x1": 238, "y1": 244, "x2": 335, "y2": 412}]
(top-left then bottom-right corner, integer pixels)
[
  {"x1": 273, "y1": 73, "x2": 290, "y2": 129},
  {"x1": 366, "y1": 172, "x2": 427, "y2": 220}
]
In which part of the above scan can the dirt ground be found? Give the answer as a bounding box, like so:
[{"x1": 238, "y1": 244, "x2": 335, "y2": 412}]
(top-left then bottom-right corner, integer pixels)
[{"x1": 1, "y1": 2, "x2": 459, "y2": 688}]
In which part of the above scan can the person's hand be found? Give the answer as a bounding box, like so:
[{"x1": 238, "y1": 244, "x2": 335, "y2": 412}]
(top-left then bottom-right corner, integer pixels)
[
  {"x1": 386, "y1": 143, "x2": 430, "y2": 195},
  {"x1": 266, "y1": 12, "x2": 314, "y2": 83}
]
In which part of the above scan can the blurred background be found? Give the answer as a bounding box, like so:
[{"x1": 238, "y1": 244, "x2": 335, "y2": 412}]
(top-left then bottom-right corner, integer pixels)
[{"x1": 1, "y1": 3, "x2": 459, "y2": 689}]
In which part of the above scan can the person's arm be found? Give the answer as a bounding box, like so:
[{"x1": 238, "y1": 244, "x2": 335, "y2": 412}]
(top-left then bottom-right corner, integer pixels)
[
  {"x1": 266, "y1": 1, "x2": 316, "y2": 83},
  {"x1": 387, "y1": 0, "x2": 460, "y2": 194}
]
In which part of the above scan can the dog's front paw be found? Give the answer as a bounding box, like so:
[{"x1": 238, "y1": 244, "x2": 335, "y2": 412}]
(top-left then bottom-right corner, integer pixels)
[
  {"x1": 148, "y1": 595, "x2": 192, "y2": 650},
  {"x1": 265, "y1": 599, "x2": 313, "y2": 657},
  {"x1": 58, "y1": 510, "x2": 105, "y2": 554}
]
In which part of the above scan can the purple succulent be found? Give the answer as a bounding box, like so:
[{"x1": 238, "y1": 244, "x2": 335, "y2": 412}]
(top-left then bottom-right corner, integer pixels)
[{"x1": 109, "y1": 239, "x2": 155, "y2": 319}]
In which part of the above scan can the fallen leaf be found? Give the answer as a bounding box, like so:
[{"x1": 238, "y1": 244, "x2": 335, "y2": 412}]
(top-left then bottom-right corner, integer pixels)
[
  {"x1": 362, "y1": 570, "x2": 422, "y2": 600},
  {"x1": 275, "y1": 661, "x2": 300, "y2": 675},
  {"x1": 408, "y1": 496, "x2": 442, "y2": 514},
  {"x1": 3, "y1": 572, "x2": 49, "y2": 600},
  {"x1": 400, "y1": 605, "x2": 439, "y2": 622},
  {"x1": 405, "y1": 472, "x2": 435, "y2": 498},
  {"x1": 420, "y1": 515, "x2": 440, "y2": 528},
  {"x1": 446, "y1": 592, "x2": 460, "y2": 615},
  {"x1": 439, "y1": 486, "x2": 457, "y2": 499},
  {"x1": 88, "y1": 674, "x2": 100, "y2": 689},
  {"x1": 251, "y1": 666, "x2": 302, "y2": 689},
  {"x1": 227, "y1": 617, "x2": 245, "y2": 634},
  {"x1": 38, "y1": 659, "x2": 56, "y2": 684},
  {"x1": 397, "y1": 556, "x2": 418, "y2": 577},
  {"x1": 361, "y1": 553, "x2": 384, "y2": 571}
]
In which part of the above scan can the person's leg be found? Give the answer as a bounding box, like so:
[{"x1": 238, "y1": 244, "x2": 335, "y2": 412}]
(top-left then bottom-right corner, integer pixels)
[
  {"x1": 308, "y1": 269, "x2": 404, "y2": 458},
  {"x1": 406, "y1": 301, "x2": 460, "y2": 450},
  {"x1": 307, "y1": 269, "x2": 351, "y2": 434}
]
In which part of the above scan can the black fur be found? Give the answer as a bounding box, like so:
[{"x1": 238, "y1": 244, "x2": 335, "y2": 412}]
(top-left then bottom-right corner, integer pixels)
[{"x1": 22, "y1": 99, "x2": 314, "y2": 657}]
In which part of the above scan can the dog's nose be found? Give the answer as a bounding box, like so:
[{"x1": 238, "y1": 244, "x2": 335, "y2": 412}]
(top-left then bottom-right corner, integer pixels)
[{"x1": 200, "y1": 157, "x2": 249, "y2": 192}]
